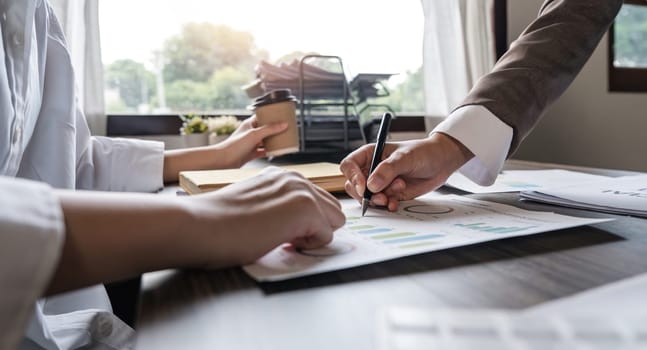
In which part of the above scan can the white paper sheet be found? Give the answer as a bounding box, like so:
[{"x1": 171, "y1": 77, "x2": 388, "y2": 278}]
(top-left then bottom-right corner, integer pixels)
[
  {"x1": 377, "y1": 307, "x2": 647, "y2": 350},
  {"x1": 377, "y1": 273, "x2": 647, "y2": 349},
  {"x1": 446, "y1": 169, "x2": 608, "y2": 194},
  {"x1": 521, "y1": 174, "x2": 647, "y2": 218},
  {"x1": 528, "y1": 272, "x2": 647, "y2": 317},
  {"x1": 243, "y1": 194, "x2": 611, "y2": 282}
]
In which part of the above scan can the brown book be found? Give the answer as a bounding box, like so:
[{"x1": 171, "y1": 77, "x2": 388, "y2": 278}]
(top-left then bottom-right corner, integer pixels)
[{"x1": 179, "y1": 162, "x2": 346, "y2": 195}]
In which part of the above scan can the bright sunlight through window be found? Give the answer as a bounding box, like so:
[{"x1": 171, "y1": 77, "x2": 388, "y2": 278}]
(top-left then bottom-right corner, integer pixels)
[{"x1": 99, "y1": 1, "x2": 424, "y2": 115}]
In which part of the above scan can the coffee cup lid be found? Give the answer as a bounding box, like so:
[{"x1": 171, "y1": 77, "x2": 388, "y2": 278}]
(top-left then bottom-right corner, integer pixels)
[{"x1": 248, "y1": 89, "x2": 298, "y2": 109}]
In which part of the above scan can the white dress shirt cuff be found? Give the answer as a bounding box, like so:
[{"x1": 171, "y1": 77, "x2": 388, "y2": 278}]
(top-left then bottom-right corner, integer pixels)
[
  {"x1": 0, "y1": 176, "x2": 64, "y2": 350},
  {"x1": 90, "y1": 136, "x2": 165, "y2": 193},
  {"x1": 431, "y1": 105, "x2": 512, "y2": 186}
]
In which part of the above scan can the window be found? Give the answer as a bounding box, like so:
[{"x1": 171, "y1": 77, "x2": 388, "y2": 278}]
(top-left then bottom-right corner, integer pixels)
[
  {"x1": 609, "y1": 0, "x2": 647, "y2": 92},
  {"x1": 99, "y1": 1, "x2": 424, "y2": 116}
]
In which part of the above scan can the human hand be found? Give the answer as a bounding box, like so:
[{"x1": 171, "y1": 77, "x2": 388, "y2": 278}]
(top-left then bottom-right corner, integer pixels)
[
  {"x1": 340, "y1": 132, "x2": 474, "y2": 211},
  {"x1": 216, "y1": 115, "x2": 288, "y2": 168},
  {"x1": 183, "y1": 167, "x2": 346, "y2": 268},
  {"x1": 163, "y1": 115, "x2": 287, "y2": 182},
  {"x1": 231, "y1": 114, "x2": 258, "y2": 136}
]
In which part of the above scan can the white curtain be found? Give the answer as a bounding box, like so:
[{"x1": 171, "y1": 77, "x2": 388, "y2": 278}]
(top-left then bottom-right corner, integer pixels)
[
  {"x1": 420, "y1": 0, "x2": 496, "y2": 117},
  {"x1": 49, "y1": 0, "x2": 106, "y2": 136}
]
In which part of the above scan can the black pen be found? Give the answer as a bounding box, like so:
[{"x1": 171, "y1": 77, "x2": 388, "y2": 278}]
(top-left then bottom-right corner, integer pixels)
[{"x1": 361, "y1": 112, "x2": 392, "y2": 216}]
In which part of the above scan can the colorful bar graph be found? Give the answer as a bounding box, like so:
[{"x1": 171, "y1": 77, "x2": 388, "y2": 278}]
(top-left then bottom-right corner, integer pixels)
[
  {"x1": 383, "y1": 234, "x2": 444, "y2": 244},
  {"x1": 346, "y1": 217, "x2": 359, "y2": 226},
  {"x1": 358, "y1": 228, "x2": 393, "y2": 235},
  {"x1": 455, "y1": 223, "x2": 536, "y2": 234},
  {"x1": 398, "y1": 241, "x2": 438, "y2": 249},
  {"x1": 348, "y1": 225, "x2": 374, "y2": 230},
  {"x1": 372, "y1": 232, "x2": 416, "y2": 240},
  {"x1": 499, "y1": 180, "x2": 541, "y2": 189}
]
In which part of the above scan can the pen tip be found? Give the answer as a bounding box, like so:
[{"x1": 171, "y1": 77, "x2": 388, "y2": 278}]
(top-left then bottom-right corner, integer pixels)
[{"x1": 361, "y1": 199, "x2": 368, "y2": 217}]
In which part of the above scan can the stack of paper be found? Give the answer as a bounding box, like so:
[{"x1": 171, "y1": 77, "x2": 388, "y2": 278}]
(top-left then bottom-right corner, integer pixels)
[
  {"x1": 179, "y1": 162, "x2": 346, "y2": 194},
  {"x1": 245, "y1": 59, "x2": 348, "y2": 99},
  {"x1": 521, "y1": 175, "x2": 647, "y2": 218},
  {"x1": 445, "y1": 169, "x2": 608, "y2": 194}
]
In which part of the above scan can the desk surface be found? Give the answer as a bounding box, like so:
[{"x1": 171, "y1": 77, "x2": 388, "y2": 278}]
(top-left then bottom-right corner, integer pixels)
[{"x1": 135, "y1": 160, "x2": 647, "y2": 350}]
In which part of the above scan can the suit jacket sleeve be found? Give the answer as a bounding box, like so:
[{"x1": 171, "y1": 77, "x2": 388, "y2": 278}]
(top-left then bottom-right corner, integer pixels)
[{"x1": 457, "y1": 0, "x2": 623, "y2": 155}]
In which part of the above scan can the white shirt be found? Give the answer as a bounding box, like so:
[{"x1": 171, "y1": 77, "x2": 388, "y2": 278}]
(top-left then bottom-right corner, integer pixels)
[
  {"x1": 0, "y1": 1, "x2": 164, "y2": 349},
  {"x1": 432, "y1": 105, "x2": 513, "y2": 186}
]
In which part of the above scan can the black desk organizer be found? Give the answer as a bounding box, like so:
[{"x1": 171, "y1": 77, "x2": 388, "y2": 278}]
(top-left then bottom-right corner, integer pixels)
[{"x1": 247, "y1": 54, "x2": 396, "y2": 154}]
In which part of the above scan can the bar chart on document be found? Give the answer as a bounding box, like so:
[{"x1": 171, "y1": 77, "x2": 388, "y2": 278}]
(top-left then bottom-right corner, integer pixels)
[{"x1": 243, "y1": 194, "x2": 610, "y2": 282}]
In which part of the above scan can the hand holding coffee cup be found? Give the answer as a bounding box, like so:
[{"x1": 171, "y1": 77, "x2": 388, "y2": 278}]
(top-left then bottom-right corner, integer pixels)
[{"x1": 249, "y1": 89, "x2": 300, "y2": 157}]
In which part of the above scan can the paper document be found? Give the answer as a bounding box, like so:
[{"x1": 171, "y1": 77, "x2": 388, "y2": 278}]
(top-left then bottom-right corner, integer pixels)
[
  {"x1": 446, "y1": 169, "x2": 608, "y2": 193},
  {"x1": 529, "y1": 272, "x2": 647, "y2": 317},
  {"x1": 378, "y1": 273, "x2": 647, "y2": 349},
  {"x1": 377, "y1": 307, "x2": 647, "y2": 350},
  {"x1": 243, "y1": 194, "x2": 610, "y2": 282},
  {"x1": 521, "y1": 174, "x2": 647, "y2": 218}
]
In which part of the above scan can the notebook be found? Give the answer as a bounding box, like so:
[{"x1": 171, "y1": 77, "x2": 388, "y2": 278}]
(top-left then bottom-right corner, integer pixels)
[{"x1": 179, "y1": 162, "x2": 346, "y2": 194}]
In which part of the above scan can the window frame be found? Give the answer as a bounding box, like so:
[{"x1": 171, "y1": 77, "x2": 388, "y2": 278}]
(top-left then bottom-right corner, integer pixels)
[
  {"x1": 494, "y1": 0, "x2": 508, "y2": 60},
  {"x1": 608, "y1": 0, "x2": 647, "y2": 92},
  {"x1": 104, "y1": 2, "x2": 509, "y2": 136}
]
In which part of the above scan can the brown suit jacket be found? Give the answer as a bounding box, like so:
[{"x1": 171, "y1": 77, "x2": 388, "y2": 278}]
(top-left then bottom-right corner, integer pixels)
[{"x1": 458, "y1": 0, "x2": 623, "y2": 155}]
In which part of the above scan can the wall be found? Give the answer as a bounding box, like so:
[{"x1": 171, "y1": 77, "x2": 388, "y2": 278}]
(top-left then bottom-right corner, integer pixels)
[{"x1": 508, "y1": 1, "x2": 647, "y2": 172}]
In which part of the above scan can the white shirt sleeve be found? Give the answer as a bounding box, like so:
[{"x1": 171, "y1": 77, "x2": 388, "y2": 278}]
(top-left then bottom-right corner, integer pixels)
[
  {"x1": 76, "y1": 135, "x2": 165, "y2": 193},
  {"x1": 0, "y1": 176, "x2": 64, "y2": 350},
  {"x1": 431, "y1": 105, "x2": 513, "y2": 186},
  {"x1": 74, "y1": 107, "x2": 165, "y2": 193}
]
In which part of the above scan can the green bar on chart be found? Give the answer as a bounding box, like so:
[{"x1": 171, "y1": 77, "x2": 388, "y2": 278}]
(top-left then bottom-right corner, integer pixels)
[{"x1": 371, "y1": 232, "x2": 416, "y2": 240}]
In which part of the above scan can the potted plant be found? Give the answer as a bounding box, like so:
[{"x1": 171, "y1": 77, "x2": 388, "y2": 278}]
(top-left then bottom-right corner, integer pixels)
[
  {"x1": 207, "y1": 115, "x2": 242, "y2": 144},
  {"x1": 180, "y1": 115, "x2": 209, "y2": 147}
]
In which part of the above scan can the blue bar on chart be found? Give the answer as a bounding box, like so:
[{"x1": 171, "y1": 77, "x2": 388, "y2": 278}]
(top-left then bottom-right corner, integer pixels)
[
  {"x1": 358, "y1": 228, "x2": 393, "y2": 235},
  {"x1": 455, "y1": 223, "x2": 536, "y2": 234},
  {"x1": 499, "y1": 180, "x2": 540, "y2": 189},
  {"x1": 382, "y1": 233, "x2": 444, "y2": 245}
]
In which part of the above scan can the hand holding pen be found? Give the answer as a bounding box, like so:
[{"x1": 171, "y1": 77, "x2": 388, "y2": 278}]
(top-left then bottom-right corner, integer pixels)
[
  {"x1": 340, "y1": 114, "x2": 475, "y2": 213},
  {"x1": 361, "y1": 112, "x2": 392, "y2": 216}
]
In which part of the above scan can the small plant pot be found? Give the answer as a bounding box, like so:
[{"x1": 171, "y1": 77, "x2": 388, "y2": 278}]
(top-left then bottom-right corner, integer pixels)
[{"x1": 182, "y1": 133, "x2": 209, "y2": 148}]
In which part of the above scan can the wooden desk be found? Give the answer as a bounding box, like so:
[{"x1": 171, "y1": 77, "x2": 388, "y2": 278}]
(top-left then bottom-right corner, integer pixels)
[{"x1": 135, "y1": 160, "x2": 647, "y2": 349}]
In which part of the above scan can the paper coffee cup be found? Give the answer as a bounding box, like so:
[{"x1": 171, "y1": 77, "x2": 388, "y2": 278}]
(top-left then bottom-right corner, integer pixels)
[{"x1": 250, "y1": 89, "x2": 300, "y2": 157}]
